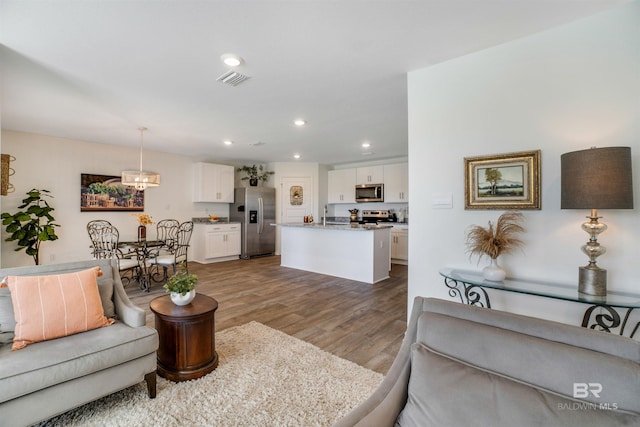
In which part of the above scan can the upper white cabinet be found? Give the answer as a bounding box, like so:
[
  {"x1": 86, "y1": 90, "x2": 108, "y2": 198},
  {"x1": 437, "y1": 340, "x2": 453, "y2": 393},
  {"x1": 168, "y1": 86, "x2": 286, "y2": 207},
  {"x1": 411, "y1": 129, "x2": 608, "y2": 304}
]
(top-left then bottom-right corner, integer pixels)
[
  {"x1": 383, "y1": 163, "x2": 408, "y2": 203},
  {"x1": 328, "y1": 168, "x2": 356, "y2": 204},
  {"x1": 328, "y1": 162, "x2": 408, "y2": 204},
  {"x1": 356, "y1": 165, "x2": 384, "y2": 184},
  {"x1": 193, "y1": 162, "x2": 235, "y2": 203}
]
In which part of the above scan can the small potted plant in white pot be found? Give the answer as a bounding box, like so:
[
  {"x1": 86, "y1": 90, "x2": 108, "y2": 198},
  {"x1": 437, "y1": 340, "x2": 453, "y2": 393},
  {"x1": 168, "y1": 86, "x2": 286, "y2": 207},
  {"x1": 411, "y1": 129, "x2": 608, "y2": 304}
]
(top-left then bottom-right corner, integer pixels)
[{"x1": 163, "y1": 264, "x2": 198, "y2": 306}]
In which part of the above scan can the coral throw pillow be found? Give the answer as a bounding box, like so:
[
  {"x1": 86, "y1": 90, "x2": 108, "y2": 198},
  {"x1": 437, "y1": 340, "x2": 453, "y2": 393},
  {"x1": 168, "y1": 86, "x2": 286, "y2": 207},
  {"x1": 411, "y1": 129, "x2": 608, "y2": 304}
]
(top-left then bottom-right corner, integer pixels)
[{"x1": 3, "y1": 266, "x2": 115, "y2": 350}]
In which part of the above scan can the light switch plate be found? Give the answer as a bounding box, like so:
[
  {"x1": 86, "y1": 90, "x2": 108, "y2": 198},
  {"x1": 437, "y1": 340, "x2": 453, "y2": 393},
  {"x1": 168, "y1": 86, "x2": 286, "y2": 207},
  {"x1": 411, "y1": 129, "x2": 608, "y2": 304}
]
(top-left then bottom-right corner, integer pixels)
[{"x1": 432, "y1": 192, "x2": 453, "y2": 209}]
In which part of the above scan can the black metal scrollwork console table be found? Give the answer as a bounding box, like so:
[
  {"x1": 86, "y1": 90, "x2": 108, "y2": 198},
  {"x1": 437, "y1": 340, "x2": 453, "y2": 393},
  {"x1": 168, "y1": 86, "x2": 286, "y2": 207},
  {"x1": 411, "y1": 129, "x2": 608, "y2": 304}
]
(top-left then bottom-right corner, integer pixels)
[{"x1": 440, "y1": 268, "x2": 640, "y2": 339}]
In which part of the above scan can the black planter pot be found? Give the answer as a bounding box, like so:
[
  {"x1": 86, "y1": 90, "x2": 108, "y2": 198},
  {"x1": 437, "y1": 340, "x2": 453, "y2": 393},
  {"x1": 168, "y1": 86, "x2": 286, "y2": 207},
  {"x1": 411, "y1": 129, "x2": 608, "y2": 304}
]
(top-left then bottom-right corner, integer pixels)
[{"x1": 249, "y1": 178, "x2": 258, "y2": 186}]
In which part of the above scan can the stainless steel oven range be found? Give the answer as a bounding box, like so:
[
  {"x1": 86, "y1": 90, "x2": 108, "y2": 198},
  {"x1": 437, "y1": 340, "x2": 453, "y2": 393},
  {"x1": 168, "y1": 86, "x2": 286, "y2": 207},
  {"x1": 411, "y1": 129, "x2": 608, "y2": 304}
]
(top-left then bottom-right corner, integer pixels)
[{"x1": 360, "y1": 209, "x2": 397, "y2": 224}]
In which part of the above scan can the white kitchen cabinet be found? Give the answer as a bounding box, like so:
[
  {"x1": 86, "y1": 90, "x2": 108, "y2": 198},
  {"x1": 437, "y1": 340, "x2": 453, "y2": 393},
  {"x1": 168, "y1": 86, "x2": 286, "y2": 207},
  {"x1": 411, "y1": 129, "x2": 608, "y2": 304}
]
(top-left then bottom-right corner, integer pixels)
[
  {"x1": 192, "y1": 223, "x2": 241, "y2": 263},
  {"x1": 328, "y1": 168, "x2": 356, "y2": 203},
  {"x1": 356, "y1": 165, "x2": 384, "y2": 184},
  {"x1": 205, "y1": 227, "x2": 241, "y2": 259},
  {"x1": 384, "y1": 163, "x2": 409, "y2": 203},
  {"x1": 193, "y1": 162, "x2": 235, "y2": 203},
  {"x1": 391, "y1": 225, "x2": 408, "y2": 264}
]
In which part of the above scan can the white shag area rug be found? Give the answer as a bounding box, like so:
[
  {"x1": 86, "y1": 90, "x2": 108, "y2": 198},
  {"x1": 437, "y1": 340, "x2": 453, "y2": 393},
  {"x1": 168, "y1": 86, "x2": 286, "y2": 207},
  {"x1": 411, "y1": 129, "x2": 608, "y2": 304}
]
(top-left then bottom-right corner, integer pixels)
[{"x1": 37, "y1": 321, "x2": 383, "y2": 427}]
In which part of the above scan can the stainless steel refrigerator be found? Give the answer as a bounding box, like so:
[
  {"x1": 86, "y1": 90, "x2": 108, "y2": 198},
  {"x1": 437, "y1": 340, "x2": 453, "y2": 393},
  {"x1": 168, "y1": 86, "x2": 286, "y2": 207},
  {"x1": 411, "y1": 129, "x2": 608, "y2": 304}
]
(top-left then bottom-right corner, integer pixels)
[{"x1": 230, "y1": 187, "x2": 276, "y2": 259}]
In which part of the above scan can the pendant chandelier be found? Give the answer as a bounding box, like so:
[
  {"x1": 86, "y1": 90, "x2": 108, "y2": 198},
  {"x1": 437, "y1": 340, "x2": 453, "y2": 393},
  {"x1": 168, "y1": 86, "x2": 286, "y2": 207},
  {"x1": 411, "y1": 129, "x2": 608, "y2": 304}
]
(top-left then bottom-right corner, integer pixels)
[{"x1": 121, "y1": 127, "x2": 160, "y2": 190}]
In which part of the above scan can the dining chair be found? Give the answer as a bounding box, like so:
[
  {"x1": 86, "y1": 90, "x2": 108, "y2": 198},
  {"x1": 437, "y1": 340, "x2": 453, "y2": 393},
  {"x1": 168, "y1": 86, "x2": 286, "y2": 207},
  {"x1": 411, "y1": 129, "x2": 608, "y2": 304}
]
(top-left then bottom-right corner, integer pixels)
[
  {"x1": 148, "y1": 221, "x2": 194, "y2": 283},
  {"x1": 86, "y1": 220, "x2": 112, "y2": 258},
  {"x1": 155, "y1": 219, "x2": 180, "y2": 254},
  {"x1": 87, "y1": 221, "x2": 140, "y2": 286}
]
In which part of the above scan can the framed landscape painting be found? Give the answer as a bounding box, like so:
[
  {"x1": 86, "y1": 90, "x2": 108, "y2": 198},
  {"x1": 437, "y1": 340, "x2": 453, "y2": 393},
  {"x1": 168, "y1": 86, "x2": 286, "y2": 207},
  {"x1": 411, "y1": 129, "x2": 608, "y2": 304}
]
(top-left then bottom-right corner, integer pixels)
[
  {"x1": 80, "y1": 173, "x2": 144, "y2": 212},
  {"x1": 464, "y1": 150, "x2": 541, "y2": 210}
]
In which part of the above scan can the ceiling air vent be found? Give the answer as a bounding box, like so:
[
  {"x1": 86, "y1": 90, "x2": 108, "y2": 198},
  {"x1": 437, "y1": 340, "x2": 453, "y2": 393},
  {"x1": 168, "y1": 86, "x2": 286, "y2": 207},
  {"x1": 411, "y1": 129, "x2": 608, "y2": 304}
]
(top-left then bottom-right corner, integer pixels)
[{"x1": 216, "y1": 70, "x2": 250, "y2": 86}]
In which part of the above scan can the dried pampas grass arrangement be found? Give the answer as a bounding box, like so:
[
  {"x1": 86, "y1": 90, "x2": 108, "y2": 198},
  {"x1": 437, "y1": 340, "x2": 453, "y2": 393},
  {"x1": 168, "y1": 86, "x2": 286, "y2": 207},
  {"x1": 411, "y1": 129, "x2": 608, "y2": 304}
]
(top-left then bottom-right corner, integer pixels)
[{"x1": 465, "y1": 211, "x2": 525, "y2": 262}]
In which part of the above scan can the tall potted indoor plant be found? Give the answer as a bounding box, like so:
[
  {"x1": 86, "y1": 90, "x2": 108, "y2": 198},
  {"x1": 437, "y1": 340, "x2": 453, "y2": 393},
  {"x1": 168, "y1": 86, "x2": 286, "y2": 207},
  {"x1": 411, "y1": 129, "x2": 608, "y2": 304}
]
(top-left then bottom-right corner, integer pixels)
[
  {"x1": 1, "y1": 189, "x2": 60, "y2": 265},
  {"x1": 237, "y1": 164, "x2": 274, "y2": 186}
]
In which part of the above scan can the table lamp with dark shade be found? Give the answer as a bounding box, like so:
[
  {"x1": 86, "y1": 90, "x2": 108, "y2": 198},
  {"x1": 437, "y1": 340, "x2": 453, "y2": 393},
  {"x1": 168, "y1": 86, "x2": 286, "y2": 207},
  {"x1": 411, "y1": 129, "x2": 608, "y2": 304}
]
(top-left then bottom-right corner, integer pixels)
[{"x1": 561, "y1": 146, "x2": 634, "y2": 296}]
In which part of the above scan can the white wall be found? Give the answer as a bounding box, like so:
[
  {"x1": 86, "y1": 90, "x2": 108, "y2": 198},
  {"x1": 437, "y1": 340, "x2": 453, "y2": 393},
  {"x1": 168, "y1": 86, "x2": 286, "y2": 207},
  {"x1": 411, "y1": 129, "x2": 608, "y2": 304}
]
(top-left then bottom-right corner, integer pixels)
[
  {"x1": 0, "y1": 130, "x2": 235, "y2": 267},
  {"x1": 408, "y1": 2, "x2": 640, "y2": 325},
  {"x1": 0, "y1": 132, "x2": 390, "y2": 266}
]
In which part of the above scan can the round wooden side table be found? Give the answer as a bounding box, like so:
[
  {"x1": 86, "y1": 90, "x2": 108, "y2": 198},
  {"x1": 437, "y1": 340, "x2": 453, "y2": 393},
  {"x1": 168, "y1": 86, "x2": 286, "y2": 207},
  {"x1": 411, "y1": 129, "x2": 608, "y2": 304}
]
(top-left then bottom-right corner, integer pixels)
[{"x1": 150, "y1": 293, "x2": 219, "y2": 382}]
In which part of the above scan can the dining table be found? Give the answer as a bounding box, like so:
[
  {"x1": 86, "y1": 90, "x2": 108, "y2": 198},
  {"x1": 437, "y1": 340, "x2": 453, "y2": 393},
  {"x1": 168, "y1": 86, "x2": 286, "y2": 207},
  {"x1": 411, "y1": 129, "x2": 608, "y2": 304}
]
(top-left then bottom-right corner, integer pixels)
[{"x1": 119, "y1": 239, "x2": 166, "y2": 292}]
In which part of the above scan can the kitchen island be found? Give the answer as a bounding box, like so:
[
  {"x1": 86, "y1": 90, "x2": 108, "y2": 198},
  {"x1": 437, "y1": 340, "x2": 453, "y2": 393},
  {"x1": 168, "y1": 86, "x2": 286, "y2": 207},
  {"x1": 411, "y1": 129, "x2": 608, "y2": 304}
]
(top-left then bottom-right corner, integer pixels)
[{"x1": 277, "y1": 223, "x2": 392, "y2": 284}]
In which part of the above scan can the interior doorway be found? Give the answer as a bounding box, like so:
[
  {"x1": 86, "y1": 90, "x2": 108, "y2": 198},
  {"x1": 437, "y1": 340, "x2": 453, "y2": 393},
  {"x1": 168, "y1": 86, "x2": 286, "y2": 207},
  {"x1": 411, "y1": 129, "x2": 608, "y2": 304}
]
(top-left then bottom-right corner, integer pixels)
[{"x1": 280, "y1": 176, "x2": 314, "y2": 224}]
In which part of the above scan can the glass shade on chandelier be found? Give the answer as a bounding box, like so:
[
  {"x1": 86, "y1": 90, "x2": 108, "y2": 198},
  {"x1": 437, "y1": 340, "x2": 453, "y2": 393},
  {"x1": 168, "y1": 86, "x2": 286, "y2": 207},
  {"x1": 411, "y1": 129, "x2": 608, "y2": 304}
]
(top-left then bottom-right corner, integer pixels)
[
  {"x1": 121, "y1": 170, "x2": 160, "y2": 190},
  {"x1": 560, "y1": 146, "x2": 633, "y2": 297},
  {"x1": 122, "y1": 127, "x2": 160, "y2": 191}
]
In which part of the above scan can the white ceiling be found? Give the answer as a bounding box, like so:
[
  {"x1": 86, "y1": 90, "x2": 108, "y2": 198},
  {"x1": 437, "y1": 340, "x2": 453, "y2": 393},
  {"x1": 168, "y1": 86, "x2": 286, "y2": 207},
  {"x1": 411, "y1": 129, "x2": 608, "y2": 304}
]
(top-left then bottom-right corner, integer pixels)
[{"x1": 0, "y1": 0, "x2": 629, "y2": 165}]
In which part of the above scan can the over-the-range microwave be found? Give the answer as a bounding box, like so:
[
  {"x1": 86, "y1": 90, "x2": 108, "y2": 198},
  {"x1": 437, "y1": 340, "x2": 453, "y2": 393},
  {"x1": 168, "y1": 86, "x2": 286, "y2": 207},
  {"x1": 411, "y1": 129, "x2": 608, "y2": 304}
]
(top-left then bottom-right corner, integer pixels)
[{"x1": 355, "y1": 184, "x2": 384, "y2": 203}]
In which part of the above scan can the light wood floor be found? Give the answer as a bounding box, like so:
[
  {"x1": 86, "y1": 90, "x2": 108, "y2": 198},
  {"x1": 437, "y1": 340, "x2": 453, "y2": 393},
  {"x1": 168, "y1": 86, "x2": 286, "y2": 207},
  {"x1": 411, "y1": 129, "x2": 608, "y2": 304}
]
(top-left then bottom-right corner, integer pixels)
[{"x1": 125, "y1": 256, "x2": 407, "y2": 374}]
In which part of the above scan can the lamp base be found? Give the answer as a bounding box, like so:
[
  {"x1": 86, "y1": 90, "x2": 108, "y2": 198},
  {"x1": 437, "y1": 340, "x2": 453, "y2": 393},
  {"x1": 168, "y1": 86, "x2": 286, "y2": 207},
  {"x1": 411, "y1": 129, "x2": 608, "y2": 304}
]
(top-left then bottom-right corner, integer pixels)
[{"x1": 578, "y1": 265, "x2": 607, "y2": 296}]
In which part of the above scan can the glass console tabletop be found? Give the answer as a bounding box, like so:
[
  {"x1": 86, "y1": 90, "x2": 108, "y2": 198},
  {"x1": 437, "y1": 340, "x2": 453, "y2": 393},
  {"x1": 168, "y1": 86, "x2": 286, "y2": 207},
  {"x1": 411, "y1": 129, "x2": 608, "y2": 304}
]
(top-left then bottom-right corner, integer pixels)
[{"x1": 439, "y1": 268, "x2": 640, "y2": 339}]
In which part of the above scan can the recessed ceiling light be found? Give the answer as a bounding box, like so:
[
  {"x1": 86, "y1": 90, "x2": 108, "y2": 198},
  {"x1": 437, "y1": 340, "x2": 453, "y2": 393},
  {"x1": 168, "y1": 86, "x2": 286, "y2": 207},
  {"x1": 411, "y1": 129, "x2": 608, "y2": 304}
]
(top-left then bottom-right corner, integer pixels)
[
  {"x1": 293, "y1": 153, "x2": 301, "y2": 159},
  {"x1": 362, "y1": 142, "x2": 371, "y2": 148},
  {"x1": 294, "y1": 119, "x2": 306, "y2": 127},
  {"x1": 223, "y1": 140, "x2": 233, "y2": 146},
  {"x1": 221, "y1": 53, "x2": 243, "y2": 67}
]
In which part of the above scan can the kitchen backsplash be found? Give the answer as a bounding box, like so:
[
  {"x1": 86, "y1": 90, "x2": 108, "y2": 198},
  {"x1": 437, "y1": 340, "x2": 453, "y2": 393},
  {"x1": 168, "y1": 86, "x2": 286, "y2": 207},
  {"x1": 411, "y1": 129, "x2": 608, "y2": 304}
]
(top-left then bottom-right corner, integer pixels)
[
  {"x1": 324, "y1": 216, "x2": 408, "y2": 225},
  {"x1": 330, "y1": 204, "x2": 408, "y2": 223}
]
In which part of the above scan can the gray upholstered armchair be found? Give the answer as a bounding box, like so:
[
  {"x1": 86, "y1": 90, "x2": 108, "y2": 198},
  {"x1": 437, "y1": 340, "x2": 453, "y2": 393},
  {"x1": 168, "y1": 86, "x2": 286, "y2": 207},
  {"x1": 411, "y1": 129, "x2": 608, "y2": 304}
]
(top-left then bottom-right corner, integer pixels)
[{"x1": 333, "y1": 297, "x2": 640, "y2": 427}]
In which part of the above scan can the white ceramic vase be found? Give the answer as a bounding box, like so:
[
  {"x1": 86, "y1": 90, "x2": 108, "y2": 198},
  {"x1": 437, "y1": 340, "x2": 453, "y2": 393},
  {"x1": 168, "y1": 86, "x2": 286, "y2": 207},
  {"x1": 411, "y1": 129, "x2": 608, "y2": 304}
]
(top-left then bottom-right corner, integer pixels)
[
  {"x1": 482, "y1": 258, "x2": 506, "y2": 282},
  {"x1": 170, "y1": 290, "x2": 196, "y2": 306}
]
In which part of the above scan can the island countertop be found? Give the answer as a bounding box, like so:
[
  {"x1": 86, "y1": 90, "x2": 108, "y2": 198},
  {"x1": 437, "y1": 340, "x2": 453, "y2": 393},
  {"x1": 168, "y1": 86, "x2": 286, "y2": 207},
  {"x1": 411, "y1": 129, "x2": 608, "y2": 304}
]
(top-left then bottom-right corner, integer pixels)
[
  {"x1": 278, "y1": 222, "x2": 391, "y2": 284},
  {"x1": 275, "y1": 223, "x2": 393, "y2": 231}
]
